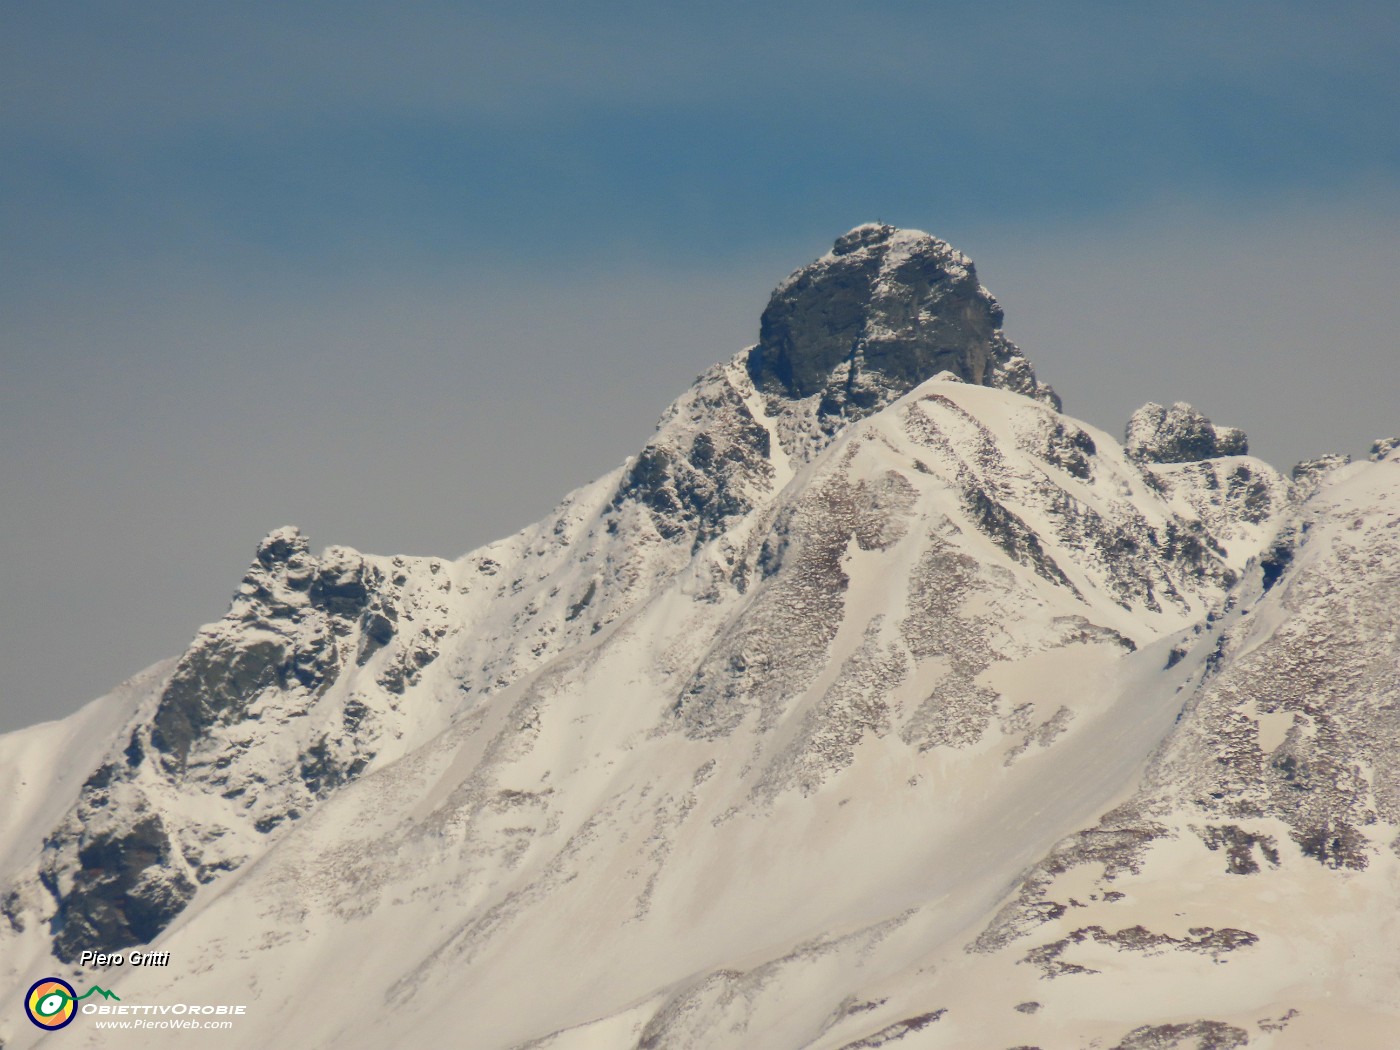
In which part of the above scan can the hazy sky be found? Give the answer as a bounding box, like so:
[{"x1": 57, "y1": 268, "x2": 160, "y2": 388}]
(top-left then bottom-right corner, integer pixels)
[{"x1": 3, "y1": 2, "x2": 1397, "y2": 732}]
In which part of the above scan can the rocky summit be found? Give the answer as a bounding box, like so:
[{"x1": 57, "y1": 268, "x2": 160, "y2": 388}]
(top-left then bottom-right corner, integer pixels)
[
  {"x1": 1, "y1": 227, "x2": 1398, "y2": 1050},
  {"x1": 747, "y1": 224, "x2": 1059, "y2": 416}
]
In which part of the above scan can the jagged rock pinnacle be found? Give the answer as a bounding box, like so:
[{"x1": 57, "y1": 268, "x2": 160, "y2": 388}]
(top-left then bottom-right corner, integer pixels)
[{"x1": 745, "y1": 224, "x2": 1059, "y2": 418}]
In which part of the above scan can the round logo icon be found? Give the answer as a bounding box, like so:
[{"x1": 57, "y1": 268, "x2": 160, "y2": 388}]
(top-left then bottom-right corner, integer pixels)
[{"x1": 25, "y1": 977, "x2": 78, "y2": 1030}]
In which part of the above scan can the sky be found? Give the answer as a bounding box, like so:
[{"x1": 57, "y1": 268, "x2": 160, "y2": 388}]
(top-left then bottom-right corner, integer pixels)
[{"x1": 2, "y1": 1, "x2": 1397, "y2": 733}]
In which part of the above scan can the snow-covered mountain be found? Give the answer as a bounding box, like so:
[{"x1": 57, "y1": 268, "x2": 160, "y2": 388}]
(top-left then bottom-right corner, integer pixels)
[{"x1": 2, "y1": 224, "x2": 1395, "y2": 1049}]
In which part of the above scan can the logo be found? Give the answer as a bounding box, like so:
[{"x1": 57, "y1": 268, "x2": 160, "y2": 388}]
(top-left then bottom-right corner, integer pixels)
[{"x1": 24, "y1": 978, "x2": 120, "y2": 1031}]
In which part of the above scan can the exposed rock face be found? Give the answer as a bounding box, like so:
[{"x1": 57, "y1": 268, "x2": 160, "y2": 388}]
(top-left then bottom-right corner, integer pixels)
[
  {"x1": 149, "y1": 528, "x2": 355, "y2": 769},
  {"x1": 609, "y1": 362, "x2": 775, "y2": 548},
  {"x1": 1289, "y1": 452, "x2": 1351, "y2": 498},
  {"x1": 1111, "y1": 1021, "x2": 1250, "y2": 1050},
  {"x1": 1125, "y1": 402, "x2": 1248, "y2": 463},
  {"x1": 35, "y1": 526, "x2": 456, "y2": 961},
  {"x1": 746, "y1": 224, "x2": 1059, "y2": 419},
  {"x1": 1370, "y1": 437, "x2": 1400, "y2": 461},
  {"x1": 42, "y1": 800, "x2": 195, "y2": 965},
  {"x1": 613, "y1": 226, "x2": 1064, "y2": 546}
]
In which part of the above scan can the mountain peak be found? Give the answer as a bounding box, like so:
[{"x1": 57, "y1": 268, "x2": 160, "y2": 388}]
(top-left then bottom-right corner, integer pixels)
[
  {"x1": 830, "y1": 222, "x2": 899, "y2": 255},
  {"x1": 745, "y1": 225, "x2": 1058, "y2": 418},
  {"x1": 255, "y1": 524, "x2": 309, "y2": 567},
  {"x1": 13, "y1": 216, "x2": 1400, "y2": 1047}
]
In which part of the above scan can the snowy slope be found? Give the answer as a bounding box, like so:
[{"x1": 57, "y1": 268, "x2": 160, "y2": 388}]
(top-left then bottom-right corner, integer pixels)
[
  {"x1": 2, "y1": 225, "x2": 1387, "y2": 1050},
  {"x1": 946, "y1": 445, "x2": 1400, "y2": 1049}
]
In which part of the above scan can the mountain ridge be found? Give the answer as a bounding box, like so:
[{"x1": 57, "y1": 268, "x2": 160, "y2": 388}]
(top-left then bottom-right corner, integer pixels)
[{"x1": 1, "y1": 226, "x2": 1395, "y2": 1049}]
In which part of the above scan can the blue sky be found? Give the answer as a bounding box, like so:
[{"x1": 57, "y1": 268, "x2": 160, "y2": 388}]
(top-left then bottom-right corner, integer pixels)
[
  {"x1": 7, "y1": 2, "x2": 1398, "y2": 273},
  {"x1": 3, "y1": 2, "x2": 1398, "y2": 730}
]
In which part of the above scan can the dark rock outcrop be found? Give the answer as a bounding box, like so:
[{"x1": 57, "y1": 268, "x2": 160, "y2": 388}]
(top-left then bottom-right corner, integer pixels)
[
  {"x1": 1023, "y1": 923, "x2": 1257, "y2": 979},
  {"x1": 1111, "y1": 1020, "x2": 1249, "y2": 1050},
  {"x1": 44, "y1": 807, "x2": 195, "y2": 964},
  {"x1": 1370, "y1": 437, "x2": 1399, "y2": 462},
  {"x1": 36, "y1": 527, "x2": 422, "y2": 962},
  {"x1": 835, "y1": 1010, "x2": 945, "y2": 1048},
  {"x1": 747, "y1": 224, "x2": 1058, "y2": 419},
  {"x1": 1290, "y1": 453, "x2": 1351, "y2": 498},
  {"x1": 1125, "y1": 402, "x2": 1248, "y2": 464}
]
